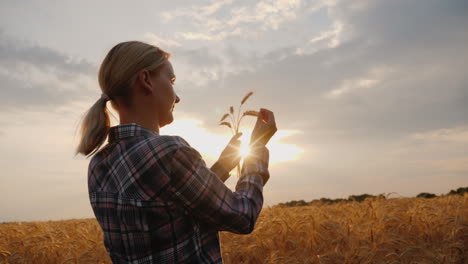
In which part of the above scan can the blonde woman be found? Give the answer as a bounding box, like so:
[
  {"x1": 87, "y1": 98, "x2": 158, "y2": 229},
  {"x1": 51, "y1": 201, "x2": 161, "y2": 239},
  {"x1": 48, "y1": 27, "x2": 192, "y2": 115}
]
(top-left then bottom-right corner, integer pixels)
[{"x1": 76, "y1": 41, "x2": 277, "y2": 264}]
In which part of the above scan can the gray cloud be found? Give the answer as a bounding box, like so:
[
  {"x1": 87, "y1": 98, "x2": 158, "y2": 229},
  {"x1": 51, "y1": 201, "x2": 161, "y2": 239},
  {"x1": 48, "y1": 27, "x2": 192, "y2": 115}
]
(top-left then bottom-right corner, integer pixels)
[
  {"x1": 0, "y1": 31, "x2": 97, "y2": 111},
  {"x1": 0, "y1": 30, "x2": 95, "y2": 76},
  {"x1": 173, "y1": 46, "x2": 222, "y2": 68}
]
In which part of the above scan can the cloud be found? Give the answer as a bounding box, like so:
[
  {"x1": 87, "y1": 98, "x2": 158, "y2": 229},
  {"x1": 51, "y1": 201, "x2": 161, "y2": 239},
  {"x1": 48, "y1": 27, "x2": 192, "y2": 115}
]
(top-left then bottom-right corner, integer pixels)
[
  {"x1": 0, "y1": 31, "x2": 94, "y2": 76},
  {"x1": 0, "y1": 31, "x2": 97, "y2": 111},
  {"x1": 176, "y1": 28, "x2": 243, "y2": 41},
  {"x1": 162, "y1": 0, "x2": 328, "y2": 41},
  {"x1": 228, "y1": 0, "x2": 303, "y2": 30},
  {"x1": 158, "y1": 45, "x2": 225, "y2": 90},
  {"x1": 144, "y1": 32, "x2": 181, "y2": 49},
  {"x1": 325, "y1": 74, "x2": 381, "y2": 99},
  {"x1": 410, "y1": 126, "x2": 468, "y2": 144},
  {"x1": 162, "y1": 0, "x2": 235, "y2": 23},
  {"x1": 296, "y1": 21, "x2": 344, "y2": 54}
]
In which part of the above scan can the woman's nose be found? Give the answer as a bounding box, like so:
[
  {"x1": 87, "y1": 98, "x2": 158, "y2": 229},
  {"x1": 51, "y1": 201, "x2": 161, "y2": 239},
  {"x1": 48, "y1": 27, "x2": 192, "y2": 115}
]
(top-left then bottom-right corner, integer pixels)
[{"x1": 175, "y1": 95, "x2": 180, "y2": 103}]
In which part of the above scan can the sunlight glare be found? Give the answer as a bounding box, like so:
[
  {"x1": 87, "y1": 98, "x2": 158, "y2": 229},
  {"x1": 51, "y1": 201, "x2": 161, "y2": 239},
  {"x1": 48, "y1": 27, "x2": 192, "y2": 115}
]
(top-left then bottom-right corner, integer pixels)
[
  {"x1": 161, "y1": 118, "x2": 304, "y2": 166},
  {"x1": 239, "y1": 132, "x2": 251, "y2": 158},
  {"x1": 237, "y1": 128, "x2": 304, "y2": 165}
]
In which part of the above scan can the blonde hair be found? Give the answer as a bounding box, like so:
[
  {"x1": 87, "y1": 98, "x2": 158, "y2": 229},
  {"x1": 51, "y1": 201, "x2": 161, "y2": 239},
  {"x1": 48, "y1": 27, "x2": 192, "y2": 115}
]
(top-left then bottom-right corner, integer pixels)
[{"x1": 75, "y1": 41, "x2": 170, "y2": 157}]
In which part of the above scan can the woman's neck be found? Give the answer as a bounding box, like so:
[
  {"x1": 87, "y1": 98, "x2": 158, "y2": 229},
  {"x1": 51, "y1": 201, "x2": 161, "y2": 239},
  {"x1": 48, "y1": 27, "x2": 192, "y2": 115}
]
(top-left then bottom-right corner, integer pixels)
[{"x1": 118, "y1": 108, "x2": 160, "y2": 134}]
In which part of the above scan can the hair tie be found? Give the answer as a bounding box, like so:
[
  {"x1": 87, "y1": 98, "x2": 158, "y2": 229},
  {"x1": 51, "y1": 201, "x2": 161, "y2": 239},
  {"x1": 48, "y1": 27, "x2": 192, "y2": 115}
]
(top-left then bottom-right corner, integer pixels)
[{"x1": 101, "y1": 93, "x2": 110, "y2": 101}]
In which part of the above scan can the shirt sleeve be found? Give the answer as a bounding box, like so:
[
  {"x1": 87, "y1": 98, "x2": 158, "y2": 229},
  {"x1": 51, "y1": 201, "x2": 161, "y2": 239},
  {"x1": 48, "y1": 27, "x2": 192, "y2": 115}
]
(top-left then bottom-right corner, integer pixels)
[{"x1": 168, "y1": 142, "x2": 269, "y2": 234}]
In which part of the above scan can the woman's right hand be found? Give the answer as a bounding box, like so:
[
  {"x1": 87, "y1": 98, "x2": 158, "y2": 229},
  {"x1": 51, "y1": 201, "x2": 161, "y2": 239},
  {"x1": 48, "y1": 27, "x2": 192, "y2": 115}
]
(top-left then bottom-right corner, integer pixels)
[{"x1": 250, "y1": 108, "x2": 277, "y2": 148}]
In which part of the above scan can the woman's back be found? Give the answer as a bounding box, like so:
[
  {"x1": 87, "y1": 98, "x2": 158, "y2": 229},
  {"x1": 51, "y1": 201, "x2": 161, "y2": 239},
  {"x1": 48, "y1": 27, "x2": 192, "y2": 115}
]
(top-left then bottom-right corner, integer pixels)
[{"x1": 88, "y1": 123, "x2": 269, "y2": 263}]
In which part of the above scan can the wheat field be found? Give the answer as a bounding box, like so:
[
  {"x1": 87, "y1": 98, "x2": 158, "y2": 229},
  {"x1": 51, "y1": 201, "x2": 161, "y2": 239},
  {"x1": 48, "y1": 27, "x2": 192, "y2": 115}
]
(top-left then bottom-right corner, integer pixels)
[{"x1": 1, "y1": 194, "x2": 467, "y2": 264}]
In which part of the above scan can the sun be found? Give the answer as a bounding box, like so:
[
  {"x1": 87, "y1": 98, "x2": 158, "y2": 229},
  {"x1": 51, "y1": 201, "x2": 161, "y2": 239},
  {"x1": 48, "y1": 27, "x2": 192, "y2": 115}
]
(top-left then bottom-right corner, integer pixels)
[
  {"x1": 239, "y1": 143, "x2": 251, "y2": 159},
  {"x1": 238, "y1": 132, "x2": 251, "y2": 159}
]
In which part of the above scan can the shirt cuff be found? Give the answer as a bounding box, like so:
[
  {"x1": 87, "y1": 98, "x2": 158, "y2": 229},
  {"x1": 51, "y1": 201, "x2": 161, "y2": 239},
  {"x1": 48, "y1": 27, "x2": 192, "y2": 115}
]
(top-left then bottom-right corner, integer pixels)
[
  {"x1": 236, "y1": 174, "x2": 264, "y2": 192},
  {"x1": 241, "y1": 146, "x2": 269, "y2": 186}
]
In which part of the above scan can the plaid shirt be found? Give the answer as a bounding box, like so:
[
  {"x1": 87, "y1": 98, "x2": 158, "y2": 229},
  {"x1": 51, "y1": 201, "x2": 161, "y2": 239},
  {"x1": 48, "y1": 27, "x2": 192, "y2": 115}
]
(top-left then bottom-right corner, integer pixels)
[{"x1": 88, "y1": 123, "x2": 269, "y2": 263}]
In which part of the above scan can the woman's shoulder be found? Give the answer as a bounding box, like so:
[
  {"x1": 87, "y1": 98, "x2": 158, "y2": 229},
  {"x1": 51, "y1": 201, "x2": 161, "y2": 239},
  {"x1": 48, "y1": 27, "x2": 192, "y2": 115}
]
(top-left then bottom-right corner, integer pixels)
[
  {"x1": 89, "y1": 135, "x2": 193, "y2": 171},
  {"x1": 139, "y1": 135, "x2": 199, "y2": 164},
  {"x1": 143, "y1": 134, "x2": 192, "y2": 152}
]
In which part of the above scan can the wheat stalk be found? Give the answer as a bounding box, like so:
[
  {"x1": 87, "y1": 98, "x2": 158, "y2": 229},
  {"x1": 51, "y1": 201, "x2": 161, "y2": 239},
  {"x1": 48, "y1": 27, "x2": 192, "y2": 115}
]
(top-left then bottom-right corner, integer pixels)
[
  {"x1": 219, "y1": 91, "x2": 257, "y2": 177},
  {"x1": 219, "y1": 114, "x2": 229, "y2": 122},
  {"x1": 219, "y1": 121, "x2": 234, "y2": 135},
  {"x1": 241, "y1": 92, "x2": 253, "y2": 105}
]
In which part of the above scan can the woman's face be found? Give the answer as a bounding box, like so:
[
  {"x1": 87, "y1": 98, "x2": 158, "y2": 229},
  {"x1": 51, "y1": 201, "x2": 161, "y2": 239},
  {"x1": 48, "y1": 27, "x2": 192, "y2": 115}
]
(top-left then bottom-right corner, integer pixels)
[{"x1": 150, "y1": 60, "x2": 180, "y2": 127}]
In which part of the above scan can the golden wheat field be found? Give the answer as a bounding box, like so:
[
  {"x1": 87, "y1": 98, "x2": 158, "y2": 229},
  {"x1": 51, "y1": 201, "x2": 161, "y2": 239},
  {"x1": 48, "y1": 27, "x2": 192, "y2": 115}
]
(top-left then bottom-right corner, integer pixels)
[{"x1": 1, "y1": 194, "x2": 467, "y2": 264}]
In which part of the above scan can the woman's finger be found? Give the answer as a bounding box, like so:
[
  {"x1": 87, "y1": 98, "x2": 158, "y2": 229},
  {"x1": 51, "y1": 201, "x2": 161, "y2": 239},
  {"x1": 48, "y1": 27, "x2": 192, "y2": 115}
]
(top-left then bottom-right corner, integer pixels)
[
  {"x1": 259, "y1": 108, "x2": 268, "y2": 123},
  {"x1": 230, "y1": 138, "x2": 241, "y2": 145},
  {"x1": 267, "y1": 111, "x2": 275, "y2": 125}
]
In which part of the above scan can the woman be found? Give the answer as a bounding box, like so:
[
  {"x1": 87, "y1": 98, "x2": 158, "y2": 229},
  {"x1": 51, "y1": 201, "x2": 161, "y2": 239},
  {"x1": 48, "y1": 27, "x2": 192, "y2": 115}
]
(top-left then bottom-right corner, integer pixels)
[{"x1": 76, "y1": 41, "x2": 277, "y2": 263}]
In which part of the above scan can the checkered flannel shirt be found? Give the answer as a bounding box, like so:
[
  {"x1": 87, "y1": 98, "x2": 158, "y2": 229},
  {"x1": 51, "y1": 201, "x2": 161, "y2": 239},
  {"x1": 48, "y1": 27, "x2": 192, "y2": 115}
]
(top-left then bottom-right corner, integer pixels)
[{"x1": 88, "y1": 123, "x2": 269, "y2": 263}]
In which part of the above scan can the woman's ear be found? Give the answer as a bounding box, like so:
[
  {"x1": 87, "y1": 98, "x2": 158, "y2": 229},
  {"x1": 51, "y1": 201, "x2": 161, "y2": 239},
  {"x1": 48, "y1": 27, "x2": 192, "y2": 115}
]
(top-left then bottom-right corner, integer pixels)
[{"x1": 138, "y1": 69, "x2": 153, "y2": 95}]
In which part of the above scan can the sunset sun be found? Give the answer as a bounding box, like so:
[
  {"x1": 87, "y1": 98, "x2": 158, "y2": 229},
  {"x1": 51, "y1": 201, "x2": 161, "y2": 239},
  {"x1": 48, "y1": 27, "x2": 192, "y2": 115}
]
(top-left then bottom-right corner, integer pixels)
[{"x1": 239, "y1": 142, "x2": 251, "y2": 158}]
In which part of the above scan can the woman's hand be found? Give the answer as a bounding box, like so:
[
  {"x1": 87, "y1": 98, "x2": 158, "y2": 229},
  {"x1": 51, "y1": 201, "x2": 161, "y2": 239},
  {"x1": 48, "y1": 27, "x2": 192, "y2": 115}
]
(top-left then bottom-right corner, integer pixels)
[
  {"x1": 250, "y1": 108, "x2": 277, "y2": 148},
  {"x1": 217, "y1": 132, "x2": 242, "y2": 172}
]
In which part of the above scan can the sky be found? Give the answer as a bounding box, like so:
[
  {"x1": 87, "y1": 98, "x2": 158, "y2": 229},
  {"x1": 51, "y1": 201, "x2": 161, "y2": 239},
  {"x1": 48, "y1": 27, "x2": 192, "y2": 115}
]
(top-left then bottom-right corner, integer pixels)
[{"x1": 0, "y1": 0, "x2": 467, "y2": 222}]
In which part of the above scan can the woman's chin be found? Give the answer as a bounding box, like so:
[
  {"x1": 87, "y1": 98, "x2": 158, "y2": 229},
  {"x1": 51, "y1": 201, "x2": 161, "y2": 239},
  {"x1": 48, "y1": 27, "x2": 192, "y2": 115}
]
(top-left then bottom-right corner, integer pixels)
[{"x1": 159, "y1": 114, "x2": 174, "y2": 128}]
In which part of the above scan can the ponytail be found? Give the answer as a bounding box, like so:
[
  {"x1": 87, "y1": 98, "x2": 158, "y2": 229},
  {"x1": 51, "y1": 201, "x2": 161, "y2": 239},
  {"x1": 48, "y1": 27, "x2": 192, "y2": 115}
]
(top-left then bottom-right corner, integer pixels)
[{"x1": 75, "y1": 95, "x2": 110, "y2": 157}]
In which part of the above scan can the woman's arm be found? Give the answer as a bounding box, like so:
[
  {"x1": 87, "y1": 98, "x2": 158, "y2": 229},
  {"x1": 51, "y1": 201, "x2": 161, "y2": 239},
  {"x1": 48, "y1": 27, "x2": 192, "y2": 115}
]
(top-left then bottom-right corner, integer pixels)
[
  {"x1": 169, "y1": 142, "x2": 269, "y2": 234},
  {"x1": 210, "y1": 132, "x2": 242, "y2": 183},
  {"x1": 210, "y1": 161, "x2": 230, "y2": 183}
]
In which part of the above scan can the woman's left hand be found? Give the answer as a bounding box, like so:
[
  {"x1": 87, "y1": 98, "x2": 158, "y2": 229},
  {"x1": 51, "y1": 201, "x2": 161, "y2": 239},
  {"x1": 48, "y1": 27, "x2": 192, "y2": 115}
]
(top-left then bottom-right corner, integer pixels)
[{"x1": 217, "y1": 133, "x2": 242, "y2": 172}]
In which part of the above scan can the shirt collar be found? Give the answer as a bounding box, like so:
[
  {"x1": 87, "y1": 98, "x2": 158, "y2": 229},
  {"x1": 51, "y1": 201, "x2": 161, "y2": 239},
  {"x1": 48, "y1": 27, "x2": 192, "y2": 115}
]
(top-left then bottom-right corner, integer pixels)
[{"x1": 108, "y1": 123, "x2": 158, "y2": 143}]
